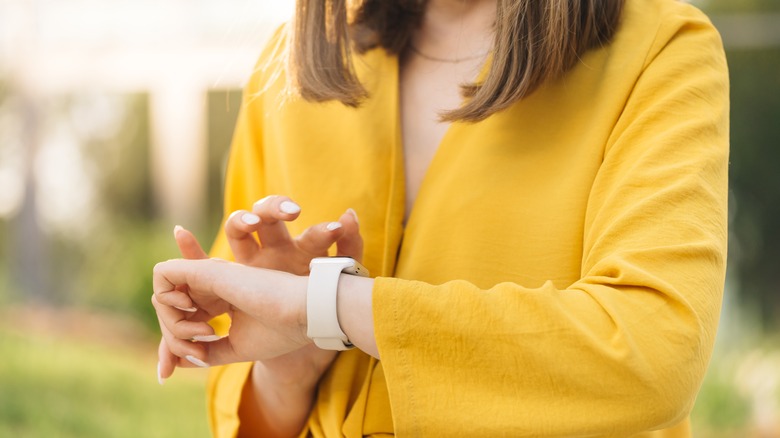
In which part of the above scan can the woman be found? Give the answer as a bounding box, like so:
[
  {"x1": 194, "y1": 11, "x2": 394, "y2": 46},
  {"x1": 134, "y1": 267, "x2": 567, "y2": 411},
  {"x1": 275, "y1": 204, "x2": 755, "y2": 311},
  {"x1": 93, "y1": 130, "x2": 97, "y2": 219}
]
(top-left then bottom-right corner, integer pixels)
[{"x1": 152, "y1": 0, "x2": 729, "y2": 436}]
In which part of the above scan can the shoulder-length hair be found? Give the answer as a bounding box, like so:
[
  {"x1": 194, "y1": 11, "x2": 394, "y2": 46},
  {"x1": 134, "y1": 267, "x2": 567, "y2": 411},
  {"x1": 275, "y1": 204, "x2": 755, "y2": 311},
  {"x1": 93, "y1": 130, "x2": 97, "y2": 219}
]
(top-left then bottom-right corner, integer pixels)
[{"x1": 289, "y1": 0, "x2": 624, "y2": 122}]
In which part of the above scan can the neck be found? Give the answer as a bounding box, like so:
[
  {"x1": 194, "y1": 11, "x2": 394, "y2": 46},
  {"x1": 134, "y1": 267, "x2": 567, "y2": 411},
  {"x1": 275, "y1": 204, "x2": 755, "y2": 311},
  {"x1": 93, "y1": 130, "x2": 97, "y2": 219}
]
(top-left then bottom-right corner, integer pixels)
[
  {"x1": 425, "y1": 0, "x2": 497, "y2": 21},
  {"x1": 412, "y1": 0, "x2": 497, "y2": 58}
]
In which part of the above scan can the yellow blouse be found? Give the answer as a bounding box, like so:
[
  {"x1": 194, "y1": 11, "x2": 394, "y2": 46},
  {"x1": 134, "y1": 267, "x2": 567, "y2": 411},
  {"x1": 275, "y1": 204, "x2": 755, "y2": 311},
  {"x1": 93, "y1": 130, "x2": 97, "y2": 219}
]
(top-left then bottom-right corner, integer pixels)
[{"x1": 205, "y1": 0, "x2": 729, "y2": 436}]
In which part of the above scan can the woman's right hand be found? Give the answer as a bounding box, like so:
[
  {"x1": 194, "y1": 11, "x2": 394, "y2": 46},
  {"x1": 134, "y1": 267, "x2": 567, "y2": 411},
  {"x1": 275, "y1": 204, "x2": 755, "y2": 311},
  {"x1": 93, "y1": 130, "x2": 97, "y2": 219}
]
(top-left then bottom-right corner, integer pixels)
[
  {"x1": 218, "y1": 195, "x2": 363, "y2": 275},
  {"x1": 155, "y1": 195, "x2": 363, "y2": 383}
]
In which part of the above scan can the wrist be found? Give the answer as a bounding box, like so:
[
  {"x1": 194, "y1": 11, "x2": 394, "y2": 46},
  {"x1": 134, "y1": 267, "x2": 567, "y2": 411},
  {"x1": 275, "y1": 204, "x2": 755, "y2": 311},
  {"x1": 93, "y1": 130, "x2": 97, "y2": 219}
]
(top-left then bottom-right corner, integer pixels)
[
  {"x1": 292, "y1": 274, "x2": 313, "y2": 349},
  {"x1": 306, "y1": 257, "x2": 368, "y2": 350},
  {"x1": 253, "y1": 349, "x2": 322, "y2": 390},
  {"x1": 336, "y1": 274, "x2": 377, "y2": 358}
]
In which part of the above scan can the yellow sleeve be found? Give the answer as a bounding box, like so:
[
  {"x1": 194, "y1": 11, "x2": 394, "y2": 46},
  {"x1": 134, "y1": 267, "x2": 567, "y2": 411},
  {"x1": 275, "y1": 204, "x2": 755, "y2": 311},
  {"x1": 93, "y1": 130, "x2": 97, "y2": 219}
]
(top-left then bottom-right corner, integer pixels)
[
  {"x1": 205, "y1": 25, "x2": 287, "y2": 437},
  {"x1": 373, "y1": 6, "x2": 728, "y2": 437}
]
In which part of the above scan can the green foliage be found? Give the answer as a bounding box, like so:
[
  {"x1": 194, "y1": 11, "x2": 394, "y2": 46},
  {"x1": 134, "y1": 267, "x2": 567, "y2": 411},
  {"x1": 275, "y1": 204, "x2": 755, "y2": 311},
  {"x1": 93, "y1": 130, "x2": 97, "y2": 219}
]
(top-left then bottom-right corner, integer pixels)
[
  {"x1": 0, "y1": 326, "x2": 209, "y2": 438},
  {"x1": 206, "y1": 89, "x2": 242, "y2": 234},
  {"x1": 44, "y1": 90, "x2": 240, "y2": 336},
  {"x1": 698, "y1": 0, "x2": 780, "y2": 14},
  {"x1": 691, "y1": 367, "x2": 751, "y2": 435},
  {"x1": 726, "y1": 47, "x2": 780, "y2": 331},
  {"x1": 0, "y1": 222, "x2": 10, "y2": 307},
  {"x1": 83, "y1": 93, "x2": 155, "y2": 221},
  {"x1": 72, "y1": 220, "x2": 185, "y2": 336}
]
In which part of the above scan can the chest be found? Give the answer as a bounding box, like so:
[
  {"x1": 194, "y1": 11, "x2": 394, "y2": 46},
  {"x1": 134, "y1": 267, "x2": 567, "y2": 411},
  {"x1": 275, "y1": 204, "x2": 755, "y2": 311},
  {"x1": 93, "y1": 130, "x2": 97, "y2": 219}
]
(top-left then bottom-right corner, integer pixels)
[
  {"x1": 260, "y1": 49, "x2": 616, "y2": 285},
  {"x1": 399, "y1": 54, "x2": 486, "y2": 222}
]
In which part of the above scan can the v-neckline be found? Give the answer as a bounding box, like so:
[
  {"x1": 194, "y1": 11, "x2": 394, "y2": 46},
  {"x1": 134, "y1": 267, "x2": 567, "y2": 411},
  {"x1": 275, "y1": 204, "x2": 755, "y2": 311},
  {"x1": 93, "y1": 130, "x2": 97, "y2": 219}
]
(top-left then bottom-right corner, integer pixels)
[
  {"x1": 391, "y1": 49, "x2": 492, "y2": 229},
  {"x1": 376, "y1": 48, "x2": 491, "y2": 276}
]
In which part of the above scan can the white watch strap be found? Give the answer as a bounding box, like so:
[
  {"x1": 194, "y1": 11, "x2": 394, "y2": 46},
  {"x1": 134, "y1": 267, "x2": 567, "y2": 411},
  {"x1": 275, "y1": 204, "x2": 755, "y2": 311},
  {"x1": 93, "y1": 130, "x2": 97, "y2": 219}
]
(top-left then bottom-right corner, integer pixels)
[{"x1": 306, "y1": 257, "x2": 368, "y2": 350}]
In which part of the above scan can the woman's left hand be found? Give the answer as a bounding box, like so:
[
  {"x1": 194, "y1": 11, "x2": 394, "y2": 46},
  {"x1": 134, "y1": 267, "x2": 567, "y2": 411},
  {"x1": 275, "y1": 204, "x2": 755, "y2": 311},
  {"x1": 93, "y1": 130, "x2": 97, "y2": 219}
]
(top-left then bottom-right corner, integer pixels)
[{"x1": 152, "y1": 258, "x2": 310, "y2": 366}]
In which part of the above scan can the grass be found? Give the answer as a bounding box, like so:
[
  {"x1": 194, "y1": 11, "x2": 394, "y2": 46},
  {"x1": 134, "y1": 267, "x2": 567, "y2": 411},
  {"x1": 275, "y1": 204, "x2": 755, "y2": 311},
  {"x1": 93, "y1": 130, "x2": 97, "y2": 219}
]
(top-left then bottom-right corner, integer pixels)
[
  {"x1": 691, "y1": 361, "x2": 752, "y2": 437},
  {"x1": 0, "y1": 308, "x2": 210, "y2": 438},
  {"x1": 0, "y1": 306, "x2": 777, "y2": 437}
]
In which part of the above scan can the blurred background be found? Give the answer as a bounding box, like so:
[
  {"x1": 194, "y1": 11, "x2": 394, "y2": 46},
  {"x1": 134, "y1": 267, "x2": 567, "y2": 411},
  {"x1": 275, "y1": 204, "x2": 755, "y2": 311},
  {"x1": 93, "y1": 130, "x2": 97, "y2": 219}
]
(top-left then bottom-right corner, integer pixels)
[{"x1": 0, "y1": 0, "x2": 778, "y2": 436}]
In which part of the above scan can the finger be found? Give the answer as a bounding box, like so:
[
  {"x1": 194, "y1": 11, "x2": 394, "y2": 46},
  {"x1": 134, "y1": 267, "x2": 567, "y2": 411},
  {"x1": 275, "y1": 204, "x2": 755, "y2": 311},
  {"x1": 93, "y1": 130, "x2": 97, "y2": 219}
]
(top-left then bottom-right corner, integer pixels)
[
  {"x1": 336, "y1": 209, "x2": 364, "y2": 262},
  {"x1": 153, "y1": 259, "x2": 187, "y2": 299},
  {"x1": 174, "y1": 225, "x2": 209, "y2": 260},
  {"x1": 295, "y1": 220, "x2": 345, "y2": 256},
  {"x1": 187, "y1": 307, "x2": 224, "y2": 324},
  {"x1": 252, "y1": 195, "x2": 299, "y2": 248},
  {"x1": 173, "y1": 226, "x2": 208, "y2": 309},
  {"x1": 155, "y1": 308, "x2": 208, "y2": 368},
  {"x1": 153, "y1": 258, "x2": 252, "y2": 313},
  {"x1": 202, "y1": 337, "x2": 244, "y2": 366},
  {"x1": 224, "y1": 210, "x2": 262, "y2": 262},
  {"x1": 157, "y1": 337, "x2": 178, "y2": 383},
  {"x1": 153, "y1": 287, "x2": 196, "y2": 313},
  {"x1": 152, "y1": 294, "x2": 217, "y2": 341}
]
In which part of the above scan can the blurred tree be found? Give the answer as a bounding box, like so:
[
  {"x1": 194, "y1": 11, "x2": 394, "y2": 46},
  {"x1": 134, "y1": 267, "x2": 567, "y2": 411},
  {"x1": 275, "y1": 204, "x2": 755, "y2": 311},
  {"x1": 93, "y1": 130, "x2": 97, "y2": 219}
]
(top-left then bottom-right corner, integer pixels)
[
  {"x1": 726, "y1": 47, "x2": 780, "y2": 331},
  {"x1": 4, "y1": 87, "x2": 50, "y2": 302},
  {"x1": 693, "y1": 0, "x2": 780, "y2": 333},
  {"x1": 700, "y1": 0, "x2": 780, "y2": 13},
  {"x1": 80, "y1": 93, "x2": 155, "y2": 222},
  {"x1": 67, "y1": 93, "x2": 174, "y2": 333},
  {"x1": 205, "y1": 89, "x2": 243, "y2": 240}
]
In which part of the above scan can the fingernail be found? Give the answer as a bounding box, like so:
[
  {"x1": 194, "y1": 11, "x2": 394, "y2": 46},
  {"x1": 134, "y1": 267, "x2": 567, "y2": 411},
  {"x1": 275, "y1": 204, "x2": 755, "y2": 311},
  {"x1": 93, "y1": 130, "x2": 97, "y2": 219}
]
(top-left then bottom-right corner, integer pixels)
[
  {"x1": 347, "y1": 208, "x2": 359, "y2": 224},
  {"x1": 192, "y1": 335, "x2": 222, "y2": 342},
  {"x1": 241, "y1": 213, "x2": 260, "y2": 225},
  {"x1": 174, "y1": 306, "x2": 198, "y2": 313},
  {"x1": 326, "y1": 222, "x2": 342, "y2": 231},
  {"x1": 157, "y1": 362, "x2": 165, "y2": 385},
  {"x1": 280, "y1": 201, "x2": 301, "y2": 214},
  {"x1": 173, "y1": 225, "x2": 184, "y2": 238},
  {"x1": 186, "y1": 355, "x2": 209, "y2": 368}
]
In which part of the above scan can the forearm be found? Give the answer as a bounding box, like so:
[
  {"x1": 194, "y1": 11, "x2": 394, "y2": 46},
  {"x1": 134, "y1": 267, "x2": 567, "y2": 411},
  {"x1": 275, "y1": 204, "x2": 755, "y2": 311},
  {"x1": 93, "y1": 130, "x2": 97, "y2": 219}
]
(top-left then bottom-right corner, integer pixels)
[
  {"x1": 239, "y1": 359, "x2": 319, "y2": 438},
  {"x1": 239, "y1": 273, "x2": 377, "y2": 436}
]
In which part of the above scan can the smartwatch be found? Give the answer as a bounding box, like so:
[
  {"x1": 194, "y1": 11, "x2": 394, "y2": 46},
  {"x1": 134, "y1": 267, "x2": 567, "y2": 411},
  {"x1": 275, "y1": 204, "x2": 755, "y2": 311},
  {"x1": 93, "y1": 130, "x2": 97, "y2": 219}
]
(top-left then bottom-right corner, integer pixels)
[{"x1": 306, "y1": 257, "x2": 369, "y2": 350}]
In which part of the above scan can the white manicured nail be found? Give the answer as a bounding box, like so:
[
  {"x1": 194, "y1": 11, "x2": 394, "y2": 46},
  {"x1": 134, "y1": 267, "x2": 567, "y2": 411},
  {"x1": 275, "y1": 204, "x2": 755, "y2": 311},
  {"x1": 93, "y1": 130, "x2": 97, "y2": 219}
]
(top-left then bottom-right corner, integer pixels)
[
  {"x1": 326, "y1": 222, "x2": 342, "y2": 231},
  {"x1": 241, "y1": 213, "x2": 260, "y2": 225},
  {"x1": 192, "y1": 335, "x2": 222, "y2": 342},
  {"x1": 185, "y1": 355, "x2": 209, "y2": 368},
  {"x1": 174, "y1": 306, "x2": 198, "y2": 313},
  {"x1": 280, "y1": 201, "x2": 301, "y2": 214},
  {"x1": 173, "y1": 225, "x2": 184, "y2": 238},
  {"x1": 347, "y1": 208, "x2": 359, "y2": 224},
  {"x1": 157, "y1": 362, "x2": 165, "y2": 385}
]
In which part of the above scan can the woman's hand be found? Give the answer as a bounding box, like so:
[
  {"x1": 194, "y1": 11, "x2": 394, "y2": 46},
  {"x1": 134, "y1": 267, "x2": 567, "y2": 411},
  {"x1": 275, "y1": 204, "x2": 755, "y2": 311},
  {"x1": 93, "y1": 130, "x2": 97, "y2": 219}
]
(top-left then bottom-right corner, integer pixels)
[
  {"x1": 154, "y1": 195, "x2": 362, "y2": 382},
  {"x1": 221, "y1": 195, "x2": 362, "y2": 275},
  {"x1": 153, "y1": 259, "x2": 311, "y2": 365}
]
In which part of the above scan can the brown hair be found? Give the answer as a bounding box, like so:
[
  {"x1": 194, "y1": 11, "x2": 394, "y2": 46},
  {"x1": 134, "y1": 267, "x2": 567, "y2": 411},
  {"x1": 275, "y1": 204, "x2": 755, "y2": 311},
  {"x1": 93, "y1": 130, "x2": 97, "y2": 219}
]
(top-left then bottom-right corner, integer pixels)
[{"x1": 290, "y1": 0, "x2": 624, "y2": 122}]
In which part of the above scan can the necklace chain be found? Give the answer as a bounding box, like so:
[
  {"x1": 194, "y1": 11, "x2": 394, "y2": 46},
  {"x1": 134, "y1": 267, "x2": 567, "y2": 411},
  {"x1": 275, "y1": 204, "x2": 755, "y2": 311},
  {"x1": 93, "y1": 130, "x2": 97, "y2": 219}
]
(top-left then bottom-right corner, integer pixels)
[{"x1": 407, "y1": 44, "x2": 489, "y2": 64}]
